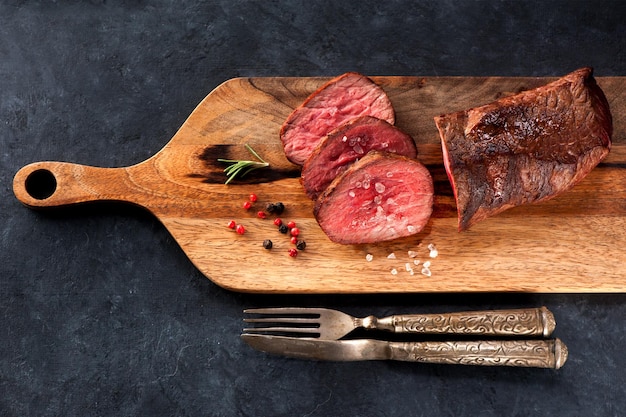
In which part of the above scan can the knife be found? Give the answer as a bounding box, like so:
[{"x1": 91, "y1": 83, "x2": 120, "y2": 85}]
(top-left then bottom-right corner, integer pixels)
[{"x1": 241, "y1": 334, "x2": 568, "y2": 369}]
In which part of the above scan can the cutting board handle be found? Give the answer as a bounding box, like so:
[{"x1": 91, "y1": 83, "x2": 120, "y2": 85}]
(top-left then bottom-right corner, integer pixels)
[{"x1": 13, "y1": 161, "x2": 141, "y2": 209}]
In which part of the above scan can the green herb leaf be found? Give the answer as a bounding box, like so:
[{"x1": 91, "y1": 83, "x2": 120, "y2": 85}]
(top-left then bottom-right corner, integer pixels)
[{"x1": 217, "y1": 144, "x2": 270, "y2": 184}]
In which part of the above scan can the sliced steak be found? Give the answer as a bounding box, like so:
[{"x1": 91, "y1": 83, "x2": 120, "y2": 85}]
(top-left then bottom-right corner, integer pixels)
[
  {"x1": 434, "y1": 67, "x2": 612, "y2": 231},
  {"x1": 280, "y1": 72, "x2": 395, "y2": 166},
  {"x1": 301, "y1": 116, "x2": 417, "y2": 200},
  {"x1": 314, "y1": 152, "x2": 434, "y2": 244}
]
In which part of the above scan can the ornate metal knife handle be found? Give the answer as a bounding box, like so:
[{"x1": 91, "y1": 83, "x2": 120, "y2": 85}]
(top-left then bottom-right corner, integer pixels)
[
  {"x1": 389, "y1": 339, "x2": 568, "y2": 369},
  {"x1": 369, "y1": 306, "x2": 555, "y2": 337}
]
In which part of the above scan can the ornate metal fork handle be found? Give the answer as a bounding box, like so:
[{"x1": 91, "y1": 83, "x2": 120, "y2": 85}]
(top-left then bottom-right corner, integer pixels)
[{"x1": 357, "y1": 306, "x2": 555, "y2": 337}]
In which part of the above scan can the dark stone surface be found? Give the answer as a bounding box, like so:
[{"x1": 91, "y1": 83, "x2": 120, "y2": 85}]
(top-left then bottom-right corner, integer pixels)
[{"x1": 2, "y1": 1, "x2": 626, "y2": 416}]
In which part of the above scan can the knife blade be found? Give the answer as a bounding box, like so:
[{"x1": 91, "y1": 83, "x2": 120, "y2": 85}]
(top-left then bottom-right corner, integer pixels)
[{"x1": 241, "y1": 334, "x2": 567, "y2": 368}]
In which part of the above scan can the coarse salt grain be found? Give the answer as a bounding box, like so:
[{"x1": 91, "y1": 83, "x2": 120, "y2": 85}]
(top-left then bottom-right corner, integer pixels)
[
  {"x1": 413, "y1": 259, "x2": 421, "y2": 266},
  {"x1": 428, "y1": 243, "x2": 438, "y2": 258},
  {"x1": 423, "y1": 260, "x2": 431, "y2": 268},
  {"x1": 408, "y1": 250, "x2": 418, "y2": 258},
  {"x1": 365, "y1": 253, "x2": 374, "y2": 262},
  {"x1": 405, "y1": 263, "x2": 412, "y2": 272},
  {"x1": 421, "y1": 266, "x2": 432, "y2": 277},
  {"x1": 387, "y1": 253, "x2": 396, "y2": 259},
  {"x1": 390, "y1": 268, "x2": 398, "y2": 275}
]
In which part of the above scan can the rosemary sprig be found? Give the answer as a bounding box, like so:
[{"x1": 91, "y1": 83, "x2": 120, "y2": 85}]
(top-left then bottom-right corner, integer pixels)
[{"x1": 217, "y1": 144, "x2": 270, "y2": 184}]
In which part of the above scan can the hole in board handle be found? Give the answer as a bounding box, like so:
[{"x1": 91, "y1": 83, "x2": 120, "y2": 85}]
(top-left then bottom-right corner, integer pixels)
[{"x1": 25, "y1": 169, "x2": 57, "y2": 200}]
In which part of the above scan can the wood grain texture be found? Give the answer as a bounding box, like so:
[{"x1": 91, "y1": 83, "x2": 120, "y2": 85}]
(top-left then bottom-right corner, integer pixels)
[{"x1": 13, "y1": 75, "x2": 626, "y2": 293}]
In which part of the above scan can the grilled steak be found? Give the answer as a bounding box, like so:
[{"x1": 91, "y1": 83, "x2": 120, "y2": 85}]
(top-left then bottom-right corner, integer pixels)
[
  {"x1": 301, "y1": 116, "x2": 417, "y2": 200},
  {"x1": 280, "y1": 72, "x2": 395, "y2": 166},
  {"x1": 434, "y1": 67, "x2": 612, "y2": 231},
  {"x1": 314, "y1": 152, "x2": 434, "y2": 244}
]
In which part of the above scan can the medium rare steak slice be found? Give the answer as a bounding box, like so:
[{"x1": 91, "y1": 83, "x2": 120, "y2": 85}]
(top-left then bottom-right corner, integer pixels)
[
  {"x1": 314, "y1": 152, "x2": 434, "y2": 244},
  {"x1": 280, "y1": 72, "x2": 395, "y2": 166},
  {"x1": 434, "y1": 67, "x2": 612, "y2": 231},
  {"x1": 301, "y1": 116, "x2": 417, "y2": 200}
]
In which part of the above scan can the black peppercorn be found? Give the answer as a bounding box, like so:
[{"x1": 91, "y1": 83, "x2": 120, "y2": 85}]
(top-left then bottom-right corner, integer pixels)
[
  {"x1": 296, "y1": 240, "x2": 306, "y2": 251},
  {"x1": 278, "y1": 224, "x2": 288, "y2": 234},
  {"x1": 265, "y1": 203, "x2": 276, "y2": 214},
  {"x1": 273, "y1": 202, "x2": 285, "y2": 215},
  {"x1": 262, "y1": 239, "x2": 273, "y2": 249}
]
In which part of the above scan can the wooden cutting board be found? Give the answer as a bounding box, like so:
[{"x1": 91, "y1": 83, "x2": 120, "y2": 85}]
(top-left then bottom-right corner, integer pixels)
[{"x1": 13, "y1": 75, "x2": 626, "y2": 293}]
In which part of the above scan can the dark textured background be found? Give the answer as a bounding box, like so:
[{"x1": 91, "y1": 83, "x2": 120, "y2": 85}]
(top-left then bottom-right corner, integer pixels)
[{"x1": 2, "y1": 1, "x2": 626, "y2": 416}]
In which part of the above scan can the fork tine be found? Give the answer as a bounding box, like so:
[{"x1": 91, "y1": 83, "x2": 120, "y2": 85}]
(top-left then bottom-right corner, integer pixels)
[
  {"x1": 244, "y1": 317, "x2": 319, "y2": 324},
  {"x1": 242, "y1": 326, "x2": 320, "y2": 335},
  {"x1": 243, "y1": 307, "x2": 325, "y2": 315}
]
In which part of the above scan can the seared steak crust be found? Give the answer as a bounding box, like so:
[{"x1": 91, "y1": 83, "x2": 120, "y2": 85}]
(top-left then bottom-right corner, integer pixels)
[
  {"x1": 301, "y1": 116, "x2": 417, "y2": 200},
  {"x1": 280, "y1": 72, "x2": 395, "y2": 166},
  {"x1": 434, "y1": 67, "x2": 612, "y2": 231},
  {"x1": 314, "y1": 152, "x2": 433, "y2": 244}
]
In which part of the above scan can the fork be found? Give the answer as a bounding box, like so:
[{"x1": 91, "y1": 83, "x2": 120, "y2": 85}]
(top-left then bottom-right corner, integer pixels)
[{"x1": 243, "y1": 306, "x2": 555, "y2": 339}]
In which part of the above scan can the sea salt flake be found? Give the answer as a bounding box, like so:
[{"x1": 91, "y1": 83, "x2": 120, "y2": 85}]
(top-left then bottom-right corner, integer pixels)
[
  {"x1": 390, "y1": 268, "x2": 398, "y2": 275},
  {"x1": 405, "y1": 263, "x2": 412, "y2": 272},
  {"x1": 429, "y1": 248, "x2": 439, "y2": 258},
  {"x1": 365, "y1": 253, "x2": 374, "y2": 262},
  {"x1": 387, "y1": 253, "x2": 396, "y2": 259},
  {"x1": 407, "y1": 225, "x2": 416, "y2": 233},
  {"x1": 342, "y1": 135, "x2": 348, "y2": 142},
  {"x1": 348, "y1": 190, "x2": 356, "y2": 198},
  {"x1": 408, "y1": 250, "x2": 418, "y2": 258},
  {"x1": 421, "y1": 267, "x2": 432, "y2": 277},
  {"x1": 413, "y1": 259, "x2": 421, "y2": 266},
  {"x1": 423, "y1": 260, "x2": 431, "y2": 268},
  {"x1": 375, "y1": 182, "x2": 386, "y2": 193}
]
